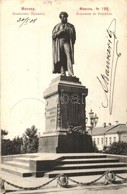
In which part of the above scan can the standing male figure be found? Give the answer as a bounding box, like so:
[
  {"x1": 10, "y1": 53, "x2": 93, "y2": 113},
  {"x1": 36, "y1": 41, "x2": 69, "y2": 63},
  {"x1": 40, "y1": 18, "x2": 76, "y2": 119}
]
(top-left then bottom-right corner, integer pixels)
[{"x1": 52, "y1": 12, "x2": 76, "y2": 76}]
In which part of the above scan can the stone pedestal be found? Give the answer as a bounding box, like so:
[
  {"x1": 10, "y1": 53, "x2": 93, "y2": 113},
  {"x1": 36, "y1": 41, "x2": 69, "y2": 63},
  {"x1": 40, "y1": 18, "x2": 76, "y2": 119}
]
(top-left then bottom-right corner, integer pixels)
[{"x1": 38, "y1": 75, "x2": 93, "y2": 153}]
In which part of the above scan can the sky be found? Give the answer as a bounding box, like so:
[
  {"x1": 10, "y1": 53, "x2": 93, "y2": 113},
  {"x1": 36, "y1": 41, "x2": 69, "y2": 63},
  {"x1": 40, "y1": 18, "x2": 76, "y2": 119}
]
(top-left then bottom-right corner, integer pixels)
[{"x1": 1, "y1": 0, "x2": 127, "y2": 139}]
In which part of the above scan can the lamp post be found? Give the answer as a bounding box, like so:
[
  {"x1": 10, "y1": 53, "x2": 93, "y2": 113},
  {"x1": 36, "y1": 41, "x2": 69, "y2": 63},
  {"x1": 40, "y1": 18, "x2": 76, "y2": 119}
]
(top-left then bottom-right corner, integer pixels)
[{"x1": 86, "y1": 109, "x2": 98, "y2": 135}]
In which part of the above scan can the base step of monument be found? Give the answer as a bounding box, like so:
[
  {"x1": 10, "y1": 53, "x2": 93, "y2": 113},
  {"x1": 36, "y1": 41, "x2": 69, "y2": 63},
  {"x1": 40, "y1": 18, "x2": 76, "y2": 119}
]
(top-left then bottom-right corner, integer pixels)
[
  {"x1": 14, "y1": 157, "x2": 32, "y2": 163},
  {"x1": 55, "y1": 162, "x2": 127, "y2": 170},
  {"x1": 1, "y1": 164, "x2": 33, "y2": 177},
  {"x1": 59, "y1": 157, "x2": 119, "y2": 164},
  {"x1": 59, "y1": 154, "x2": 107, "y2": 159},
  {"x1": 1, "y1": 153, "x2": 127, "y2": 178},
  {"x1": 44, "y1": 167, "x2": 127, "y2": 178},
  {"x1": 3, "y1": 160, "x2": 30, "y2": 170}
]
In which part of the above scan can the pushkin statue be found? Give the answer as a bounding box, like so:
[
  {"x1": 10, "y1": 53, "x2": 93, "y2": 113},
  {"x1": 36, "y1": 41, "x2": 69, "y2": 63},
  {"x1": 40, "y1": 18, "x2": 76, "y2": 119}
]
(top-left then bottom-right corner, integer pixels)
[{"x1": 52, "y1": 12, "x2": 76, "y2": 76}]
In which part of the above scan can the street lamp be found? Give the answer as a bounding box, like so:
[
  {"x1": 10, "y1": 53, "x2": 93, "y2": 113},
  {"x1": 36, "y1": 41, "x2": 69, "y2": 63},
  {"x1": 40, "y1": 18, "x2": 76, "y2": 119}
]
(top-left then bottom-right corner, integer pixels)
[{"x1": 86, "y1": 109, "x2": 98, "y2": 135}]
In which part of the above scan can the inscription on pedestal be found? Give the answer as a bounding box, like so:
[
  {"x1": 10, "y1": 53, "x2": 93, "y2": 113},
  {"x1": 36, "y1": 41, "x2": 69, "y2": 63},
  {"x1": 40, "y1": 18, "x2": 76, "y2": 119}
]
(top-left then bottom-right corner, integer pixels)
[
  {"x1": 45, "y1": 95, "x2": 58, "y2": 132},
  {"x1": 46, "y1": 107, "x2": 56, "y2": 119},
  {"x1": 60, "y1": 91, "x2": 85, "y2": 105},
  {"x1": 43, "y1": 76, "x2": 88, "y2": 133},
  {"x1": 59, "y1": 91, "x2": 86, "y2": 130}
]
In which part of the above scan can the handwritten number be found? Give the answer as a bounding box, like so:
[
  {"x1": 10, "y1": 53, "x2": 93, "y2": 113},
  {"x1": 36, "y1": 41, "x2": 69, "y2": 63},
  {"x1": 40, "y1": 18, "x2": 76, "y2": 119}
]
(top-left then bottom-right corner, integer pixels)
[{"x1": 17, "y1": 17, "x2": 37, "y2": 28}]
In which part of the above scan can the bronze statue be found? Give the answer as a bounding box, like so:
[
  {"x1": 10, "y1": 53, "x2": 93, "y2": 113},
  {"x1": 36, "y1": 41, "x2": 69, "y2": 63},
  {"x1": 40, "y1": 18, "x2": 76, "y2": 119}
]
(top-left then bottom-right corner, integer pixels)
[{"x1": 52, "y1": 12, "x2": 76, "y2": 76}]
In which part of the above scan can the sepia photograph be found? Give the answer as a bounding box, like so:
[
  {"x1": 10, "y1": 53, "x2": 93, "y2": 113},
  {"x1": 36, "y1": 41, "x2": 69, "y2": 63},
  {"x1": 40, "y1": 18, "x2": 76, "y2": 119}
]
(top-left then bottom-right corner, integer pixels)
[{"x1": 1, "y1": 0, "x2": 127, "y2": 193}]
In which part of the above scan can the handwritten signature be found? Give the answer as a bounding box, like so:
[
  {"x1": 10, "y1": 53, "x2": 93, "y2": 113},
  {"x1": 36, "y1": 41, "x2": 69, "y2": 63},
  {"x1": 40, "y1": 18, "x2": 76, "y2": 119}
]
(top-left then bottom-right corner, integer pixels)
[
  {"x1": 97, "y1": 19, "x2": 121, "y2": 115},
  {"x1": 17, "y1": 17, "x2": 37, "y2": 28}
]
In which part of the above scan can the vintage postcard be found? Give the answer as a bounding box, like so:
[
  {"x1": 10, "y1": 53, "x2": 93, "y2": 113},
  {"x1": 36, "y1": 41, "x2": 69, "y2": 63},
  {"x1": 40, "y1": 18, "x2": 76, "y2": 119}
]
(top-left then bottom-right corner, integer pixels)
[{"x1": 1, "y1": 0, "x2": 127, "y2": 193}]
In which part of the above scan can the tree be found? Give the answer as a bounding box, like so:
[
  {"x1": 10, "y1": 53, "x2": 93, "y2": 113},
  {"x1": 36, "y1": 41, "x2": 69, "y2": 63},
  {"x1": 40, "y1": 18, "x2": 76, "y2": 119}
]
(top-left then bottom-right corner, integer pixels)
[
  {"x1": 1, "y1": 129, "x2": 8, "y2": 139},
  {"x1": 12, "y1": 136, "x2": 23, "y2": 154},
  {"x1": 105, "y1": 142, "x2": 127, "y2": 155},
  {"x1": 1, "y1": 129, "x2": 22, "y2": 155},
  {"x1": 93, "y1": 141, "x2": 99, "y2": 153},
  {"x1": 21, "y1": 125, "x2": 39, "y2": 153},
  {"x1": 1, "y1": 129, "x2": 11, "y2": 155}
]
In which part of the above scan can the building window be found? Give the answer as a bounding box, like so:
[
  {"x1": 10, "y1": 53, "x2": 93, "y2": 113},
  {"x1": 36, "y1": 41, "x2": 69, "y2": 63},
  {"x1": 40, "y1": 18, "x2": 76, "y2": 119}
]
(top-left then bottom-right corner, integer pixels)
[
  {"x1": 101, "y1": 138, "x2": 103, "y2": 144},
  {"x1": 106, "y1": 137, "x2": 108, "y2": 145},
  {"x1": 109, "y1": 137, "x2": 112, "y2": 144},
  {"x1": 97, "y1": 138, "x2": 99, "y2": 145},
  {"x1": 114, "y1": 137, "x2": 116, "y2": 142}
]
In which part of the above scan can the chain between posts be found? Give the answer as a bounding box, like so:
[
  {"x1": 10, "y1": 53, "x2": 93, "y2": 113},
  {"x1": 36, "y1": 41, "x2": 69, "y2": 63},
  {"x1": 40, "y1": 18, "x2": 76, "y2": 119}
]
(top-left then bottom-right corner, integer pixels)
[
  {"x1": 1, "y1": 175, "x2": 59, "y2": 192},
  {"x1": 1, "y1": 171, "x2": 127, "y2": 193}
]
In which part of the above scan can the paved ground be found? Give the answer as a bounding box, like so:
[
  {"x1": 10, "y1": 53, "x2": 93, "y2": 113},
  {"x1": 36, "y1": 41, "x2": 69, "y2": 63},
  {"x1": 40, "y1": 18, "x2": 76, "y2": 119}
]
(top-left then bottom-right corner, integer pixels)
[{"x1": 1, "y1": 171, "x2": 127, "y2": 194}]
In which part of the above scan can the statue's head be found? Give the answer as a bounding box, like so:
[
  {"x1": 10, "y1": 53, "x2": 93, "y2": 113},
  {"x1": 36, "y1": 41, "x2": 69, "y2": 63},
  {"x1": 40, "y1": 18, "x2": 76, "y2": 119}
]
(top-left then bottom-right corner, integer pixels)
[{"x1": 59, "y1": 11, "x2": 68, "y2": 24}]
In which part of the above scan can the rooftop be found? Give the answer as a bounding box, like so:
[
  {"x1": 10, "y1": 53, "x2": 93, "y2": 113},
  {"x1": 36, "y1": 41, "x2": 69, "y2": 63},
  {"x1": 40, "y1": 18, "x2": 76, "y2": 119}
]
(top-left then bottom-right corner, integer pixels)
[{"x1": 91, "y1": 124, "x2": 127, "y2": 136}]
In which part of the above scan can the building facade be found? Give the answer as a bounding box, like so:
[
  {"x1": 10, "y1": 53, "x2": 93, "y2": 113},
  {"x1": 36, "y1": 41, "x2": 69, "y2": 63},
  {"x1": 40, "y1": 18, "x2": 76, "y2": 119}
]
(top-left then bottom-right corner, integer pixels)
[{"x1": 91, "y1": 124, "x2": 127, "y2": 151}]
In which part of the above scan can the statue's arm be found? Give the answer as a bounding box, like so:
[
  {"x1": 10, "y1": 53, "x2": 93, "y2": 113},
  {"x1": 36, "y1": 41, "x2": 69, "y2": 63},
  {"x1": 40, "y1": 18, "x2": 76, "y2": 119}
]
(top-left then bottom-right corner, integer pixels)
[
  {"x1": 72, "y1": 25, "x2": 76, "y2": 44},
  {"x1": 52, "y1": 25, "x2": 65, "y2": 40}
]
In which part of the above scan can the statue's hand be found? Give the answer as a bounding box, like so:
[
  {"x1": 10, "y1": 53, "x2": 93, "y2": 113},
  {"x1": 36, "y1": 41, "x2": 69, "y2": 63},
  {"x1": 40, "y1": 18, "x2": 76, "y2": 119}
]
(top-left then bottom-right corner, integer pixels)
[
  {"x1": 52, "y1": 34, "x2": 57, "y2": 39},
  {"x1": 57, "y1": 29, "x2": 65, "y2": 35},
  {"x1": 52, "y1": 28, "x2": 67, "y2": 39},
  {"x1": 52, "y1": 31, "x2": 62, "y2": 39}
]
